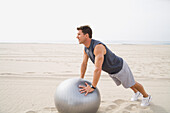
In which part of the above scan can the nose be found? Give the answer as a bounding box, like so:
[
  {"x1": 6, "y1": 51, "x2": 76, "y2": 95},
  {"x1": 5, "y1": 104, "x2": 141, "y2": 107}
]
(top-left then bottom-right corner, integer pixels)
[{"x1": 76, "y1": 35, "x2": 79, "y2": 39}]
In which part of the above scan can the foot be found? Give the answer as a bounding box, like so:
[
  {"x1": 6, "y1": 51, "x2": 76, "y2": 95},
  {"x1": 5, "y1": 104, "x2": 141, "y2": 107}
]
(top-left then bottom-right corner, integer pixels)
[
  {"x1": 141, "y1": 95, "x2": 152, "y2": 106},
  {"x1": 131, "y1": 91, "x2": 142, "y2": 101}
]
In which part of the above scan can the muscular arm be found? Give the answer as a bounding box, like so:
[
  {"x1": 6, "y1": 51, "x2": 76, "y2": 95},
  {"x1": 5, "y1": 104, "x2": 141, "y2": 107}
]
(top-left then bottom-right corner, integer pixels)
[
  {"x1": 79, "y1": 44, "x2": 106, "y2": 96},
  {"x1": 92, "y1": 44, "x2": 106, "y2": 87},
  {"x1": 80, "y1": 50, "x2": 89, "y2": 78}
]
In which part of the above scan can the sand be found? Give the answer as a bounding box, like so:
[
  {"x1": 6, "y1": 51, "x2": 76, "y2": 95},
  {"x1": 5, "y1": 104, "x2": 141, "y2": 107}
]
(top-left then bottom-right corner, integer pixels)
[{"x1": 0, "y1": 43, "x2": 170, "y2": 113}]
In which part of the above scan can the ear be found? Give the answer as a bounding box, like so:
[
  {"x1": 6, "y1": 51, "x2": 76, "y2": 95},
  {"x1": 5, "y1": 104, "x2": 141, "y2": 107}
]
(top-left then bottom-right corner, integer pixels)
[{"x1": 85, "y1": 33, "x2": 89, "y2": 38}]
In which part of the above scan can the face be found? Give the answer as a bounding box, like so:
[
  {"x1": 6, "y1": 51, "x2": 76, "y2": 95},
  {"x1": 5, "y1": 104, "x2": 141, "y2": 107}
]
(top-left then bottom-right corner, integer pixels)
[{"x1": 76, "y1": 30, "x2": 86, "y2": 44}]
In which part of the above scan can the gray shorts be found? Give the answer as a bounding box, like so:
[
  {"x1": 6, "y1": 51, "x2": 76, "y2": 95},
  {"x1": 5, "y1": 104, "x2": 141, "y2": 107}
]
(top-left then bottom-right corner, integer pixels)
[{"x1": 109, "y1": 60, "x2": 136, "y2": 88}]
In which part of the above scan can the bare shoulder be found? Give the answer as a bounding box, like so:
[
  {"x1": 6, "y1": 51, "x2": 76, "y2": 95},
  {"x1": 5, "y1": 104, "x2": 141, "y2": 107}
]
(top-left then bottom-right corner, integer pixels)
[
  {"x1": 94, "y1": 44, "x2": 106, "y2": 55},
  {"x1": 83, "y1": 50, "x2": 88, "y2": 55}
]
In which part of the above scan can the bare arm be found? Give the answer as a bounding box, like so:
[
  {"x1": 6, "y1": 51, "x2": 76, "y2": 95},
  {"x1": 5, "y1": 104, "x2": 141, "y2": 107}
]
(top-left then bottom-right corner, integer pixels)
[
  {"x1": 92, "y1": 44, "x2": 106, "y2": 87},
  {"x1": 80, "y1": 50, "x2": 89, "y2": 78},
  {"x1": 79, "y1": 44, "x2": 106, "y2": 96}
]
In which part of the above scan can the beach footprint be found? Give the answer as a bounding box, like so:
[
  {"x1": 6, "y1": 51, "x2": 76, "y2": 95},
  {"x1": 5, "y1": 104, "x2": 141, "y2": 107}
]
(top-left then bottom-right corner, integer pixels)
[
  {"x1": 102, "y1": 99, "x2": 153, "y2": 113},
  {"x1": 105, "y1": 104, "x2": 118, "y2": 111},
  {"x1": 124, "y1": 104, "x2": 138, "y2": 111},
  {"x1": 118, "y1": 101, "x2": 153, "y2": 113},
  {"x1": 103, "y1": 99, "x2": 127, "y2": 112},
  {"x1": 112, "y1": 99, "x2": 127, "y2": 106}
]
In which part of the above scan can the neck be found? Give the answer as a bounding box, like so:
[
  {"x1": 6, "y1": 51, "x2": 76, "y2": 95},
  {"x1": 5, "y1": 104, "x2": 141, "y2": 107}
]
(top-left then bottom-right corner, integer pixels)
[{"x1": 84, "y1": 38, "x2": 92, "y2": 48}]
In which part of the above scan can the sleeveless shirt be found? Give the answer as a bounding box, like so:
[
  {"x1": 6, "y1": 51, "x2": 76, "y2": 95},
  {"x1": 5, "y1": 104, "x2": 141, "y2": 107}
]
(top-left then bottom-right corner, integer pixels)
[{"x1": 84, "y1": 39, "x2": 123, "y2": 74}]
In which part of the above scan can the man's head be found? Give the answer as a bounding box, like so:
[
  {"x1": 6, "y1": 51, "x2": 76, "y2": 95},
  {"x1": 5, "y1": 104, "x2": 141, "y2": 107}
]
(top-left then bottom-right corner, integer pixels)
[{"x1": 76, "y1": 25, "x2": 92, "y2": 44}]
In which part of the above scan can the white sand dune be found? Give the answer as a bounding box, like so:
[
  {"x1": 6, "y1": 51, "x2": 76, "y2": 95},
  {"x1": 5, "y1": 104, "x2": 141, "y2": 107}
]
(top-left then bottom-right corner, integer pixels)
[{"x1": 0, "y1": 43, "x2": 170, "y2": 113}]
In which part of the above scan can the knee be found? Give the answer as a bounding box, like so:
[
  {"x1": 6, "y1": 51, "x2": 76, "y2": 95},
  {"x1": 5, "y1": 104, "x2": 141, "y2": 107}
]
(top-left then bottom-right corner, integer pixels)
[
  {"x1": 130, "y1": 84, "x2": 135, "y2": 89},
  {"x1": 130, "y1": 82, "x2": 137, "y2": 88}
]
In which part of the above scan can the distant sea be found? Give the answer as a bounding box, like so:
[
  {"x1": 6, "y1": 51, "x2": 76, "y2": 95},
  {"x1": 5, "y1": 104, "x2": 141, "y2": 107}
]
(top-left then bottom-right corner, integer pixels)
[
  {"x1": 1, "y1": 40, "x2": 170, "y2": 45},
  {"x1": 49, "y1": 40, "x2": 170, "y2": 45},
  {"x1": 103, "y1": 40, "x2": 170, "y2": 45}
]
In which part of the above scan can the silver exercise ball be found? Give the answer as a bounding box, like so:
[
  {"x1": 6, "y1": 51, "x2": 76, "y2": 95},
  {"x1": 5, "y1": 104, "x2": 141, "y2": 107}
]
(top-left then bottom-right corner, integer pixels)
[{"x1": 54, "y1": 78, "x2": 101, "y2": 113}]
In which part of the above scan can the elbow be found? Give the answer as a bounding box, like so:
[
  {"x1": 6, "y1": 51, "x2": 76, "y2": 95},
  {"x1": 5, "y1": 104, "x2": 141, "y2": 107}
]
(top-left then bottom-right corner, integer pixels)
[{"x1": 94, "y1": 67, "x2": 102, "y2": 73}]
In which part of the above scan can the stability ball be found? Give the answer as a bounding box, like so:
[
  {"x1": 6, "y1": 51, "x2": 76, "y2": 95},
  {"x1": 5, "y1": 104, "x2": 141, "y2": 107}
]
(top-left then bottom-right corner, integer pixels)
[{"x1": 54, "y1": 78, "x2": 101, "y2": 113}]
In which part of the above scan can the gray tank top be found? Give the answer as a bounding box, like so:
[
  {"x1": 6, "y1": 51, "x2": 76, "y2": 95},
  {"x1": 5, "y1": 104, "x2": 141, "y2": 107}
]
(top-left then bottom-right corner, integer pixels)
[{"x1": 85, "y1": 39, "x2": 123, "y2": 74}]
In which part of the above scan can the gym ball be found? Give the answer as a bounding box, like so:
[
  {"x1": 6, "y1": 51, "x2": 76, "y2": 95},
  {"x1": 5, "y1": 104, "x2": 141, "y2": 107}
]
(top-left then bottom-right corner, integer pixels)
[{"x1": 54, "y1": 78, "x2": 101, "y2": 113}]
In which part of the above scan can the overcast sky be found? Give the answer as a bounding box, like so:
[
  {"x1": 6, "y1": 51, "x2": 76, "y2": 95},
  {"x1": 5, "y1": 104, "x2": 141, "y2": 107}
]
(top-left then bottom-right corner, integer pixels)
[{"x1": 0, "y1": 0, "x2": 170, "y2": 43}]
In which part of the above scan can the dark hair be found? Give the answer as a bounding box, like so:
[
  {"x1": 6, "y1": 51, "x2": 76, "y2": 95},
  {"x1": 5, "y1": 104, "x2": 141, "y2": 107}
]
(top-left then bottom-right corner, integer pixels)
[{"x1": 77, "y1": 25, "x2": 92, "y2": 38}]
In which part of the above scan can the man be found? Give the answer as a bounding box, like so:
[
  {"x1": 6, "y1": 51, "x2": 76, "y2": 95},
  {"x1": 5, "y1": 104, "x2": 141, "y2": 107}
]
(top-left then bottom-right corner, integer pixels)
[{"x1": 77, "y1": 25, "x2": 151, "y2": 106}]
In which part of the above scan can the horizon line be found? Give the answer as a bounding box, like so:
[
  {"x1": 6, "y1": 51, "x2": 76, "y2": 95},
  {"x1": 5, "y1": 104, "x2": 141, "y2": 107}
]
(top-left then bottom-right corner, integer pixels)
[{"x1": 0, "y1": 40, "x2": 170, "y2": 45}]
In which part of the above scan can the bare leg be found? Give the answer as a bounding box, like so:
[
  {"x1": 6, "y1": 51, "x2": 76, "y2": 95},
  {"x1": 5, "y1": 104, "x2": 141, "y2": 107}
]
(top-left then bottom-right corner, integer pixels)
[
  {"x1": 130, "y1": 86, "x2": 138, "y2": 93},
  {"x1": 130, "y1": 81, "x2": 148, "y2": 97}
]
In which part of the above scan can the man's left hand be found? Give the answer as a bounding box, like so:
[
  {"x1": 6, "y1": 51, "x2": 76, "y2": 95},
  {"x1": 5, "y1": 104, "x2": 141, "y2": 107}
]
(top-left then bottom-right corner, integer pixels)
[{"x1": 79, "y1": 82, "x2": 94, "y2": 96}]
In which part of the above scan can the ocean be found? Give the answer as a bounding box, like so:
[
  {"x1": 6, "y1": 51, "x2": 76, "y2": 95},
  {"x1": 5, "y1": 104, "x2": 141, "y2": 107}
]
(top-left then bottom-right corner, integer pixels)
[{"x1": 1, "y1": 40, "x2": 170, "y2": 45}]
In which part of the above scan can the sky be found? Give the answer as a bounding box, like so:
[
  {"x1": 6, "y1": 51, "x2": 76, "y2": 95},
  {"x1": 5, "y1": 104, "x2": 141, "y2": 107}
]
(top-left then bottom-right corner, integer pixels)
[{"x1": 0, "y1": 0, "x2": 170, "y2": 43}]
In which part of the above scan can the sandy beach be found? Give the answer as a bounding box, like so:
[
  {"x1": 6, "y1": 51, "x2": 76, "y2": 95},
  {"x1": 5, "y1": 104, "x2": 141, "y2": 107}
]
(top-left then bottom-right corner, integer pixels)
[{"x1": 0, "y1": 43, "x2": 170, "y2": 113}]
